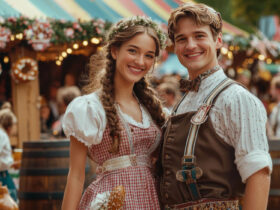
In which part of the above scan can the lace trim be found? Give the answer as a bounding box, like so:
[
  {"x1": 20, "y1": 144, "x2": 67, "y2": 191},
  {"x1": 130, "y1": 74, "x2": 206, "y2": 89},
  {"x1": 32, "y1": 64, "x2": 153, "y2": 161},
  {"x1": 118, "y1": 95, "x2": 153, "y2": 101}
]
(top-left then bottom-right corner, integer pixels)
[
  {"x1": 65, "y1": 131, "x2": 101, "y2": 147},
  {"x1": 117, "y1": 104, "x2": 150, "y2": 128}
]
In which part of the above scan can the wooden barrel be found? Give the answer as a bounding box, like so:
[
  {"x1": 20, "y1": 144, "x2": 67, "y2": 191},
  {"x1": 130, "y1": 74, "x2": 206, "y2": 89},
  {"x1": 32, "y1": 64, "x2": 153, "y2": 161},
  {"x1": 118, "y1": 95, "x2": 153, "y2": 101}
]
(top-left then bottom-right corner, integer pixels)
[
  {"x1": 18, "y1": 140, "x2": 93, "y2": 210},
  {"x1": 268, "y1": 140, "x2": 280, "y2": 210}
]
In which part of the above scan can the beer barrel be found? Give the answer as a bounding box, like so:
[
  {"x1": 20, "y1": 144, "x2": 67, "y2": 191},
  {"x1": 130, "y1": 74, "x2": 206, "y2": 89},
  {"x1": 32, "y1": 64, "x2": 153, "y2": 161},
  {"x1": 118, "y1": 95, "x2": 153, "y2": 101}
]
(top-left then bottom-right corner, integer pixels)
[
  {"x1": 268, "y1": 140, "x2": 280, "y2": 210},
  {"x1": 18, "y1": 140, "x2": 93, "y2": 210}
]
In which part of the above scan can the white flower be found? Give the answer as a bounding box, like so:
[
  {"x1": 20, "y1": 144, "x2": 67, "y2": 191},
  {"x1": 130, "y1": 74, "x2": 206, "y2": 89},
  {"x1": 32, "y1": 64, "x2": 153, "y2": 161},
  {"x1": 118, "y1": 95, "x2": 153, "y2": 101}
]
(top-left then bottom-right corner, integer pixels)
[{"x1": 89, "y1": 191, "x2": 110, "y2": 210}]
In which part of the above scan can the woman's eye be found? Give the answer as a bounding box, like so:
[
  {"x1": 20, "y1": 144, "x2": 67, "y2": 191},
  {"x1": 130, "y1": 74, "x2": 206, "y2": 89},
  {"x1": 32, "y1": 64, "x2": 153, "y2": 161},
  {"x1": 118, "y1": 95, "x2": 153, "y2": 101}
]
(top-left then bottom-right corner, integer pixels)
[
  {"x1": 146, "y1": 54, "x2": 154, "y2": 59},
  {"x1": 128, "y1": 48, "x2": 136, "y2": 53}
]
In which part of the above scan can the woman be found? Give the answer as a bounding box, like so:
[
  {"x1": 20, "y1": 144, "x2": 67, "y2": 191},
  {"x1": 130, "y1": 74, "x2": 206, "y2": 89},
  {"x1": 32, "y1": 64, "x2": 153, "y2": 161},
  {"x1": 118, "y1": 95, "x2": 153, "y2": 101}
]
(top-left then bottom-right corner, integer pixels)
[
  {"x1": 61, "y1": 16, "x2": 167, "y2": 209},
  {"x1": 0, "y1": 102, "x2": 18, "y2": 202}
]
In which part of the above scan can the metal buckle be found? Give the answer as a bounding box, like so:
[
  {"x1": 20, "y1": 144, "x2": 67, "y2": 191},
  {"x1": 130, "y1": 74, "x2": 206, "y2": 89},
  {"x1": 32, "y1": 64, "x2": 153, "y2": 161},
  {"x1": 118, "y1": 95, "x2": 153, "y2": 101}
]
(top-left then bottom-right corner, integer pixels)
[
  {"x1": 176, "y1": 167, "x2": 203, "y2": 182},
  {"x1": 181, "y1": 155, "x2": 196, "y2": 166},
  {"x1": 96, "y1": 165, "x2": 106, "y2": 174}
]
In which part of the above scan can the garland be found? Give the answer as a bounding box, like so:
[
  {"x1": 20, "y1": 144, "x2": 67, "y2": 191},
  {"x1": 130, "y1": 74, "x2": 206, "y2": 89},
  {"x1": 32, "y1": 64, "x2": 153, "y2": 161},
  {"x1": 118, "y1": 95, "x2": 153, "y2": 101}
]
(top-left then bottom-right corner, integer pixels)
[
  {"x1": 109, "y1": 16, "x2": 167, "y2": 49},
  {"x1": 12, "y1": 57, "x2": 38, "y2": 82},
  {"x1": 0, "y1": 16, "x2": 112, "y2": 51}
]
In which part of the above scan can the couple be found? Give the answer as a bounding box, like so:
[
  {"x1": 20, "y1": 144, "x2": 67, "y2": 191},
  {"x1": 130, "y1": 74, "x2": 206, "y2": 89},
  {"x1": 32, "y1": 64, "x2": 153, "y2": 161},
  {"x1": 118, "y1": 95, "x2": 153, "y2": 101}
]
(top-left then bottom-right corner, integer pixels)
[{"x1": 61, "y1": 2, "x2": 272, "y2": 210}]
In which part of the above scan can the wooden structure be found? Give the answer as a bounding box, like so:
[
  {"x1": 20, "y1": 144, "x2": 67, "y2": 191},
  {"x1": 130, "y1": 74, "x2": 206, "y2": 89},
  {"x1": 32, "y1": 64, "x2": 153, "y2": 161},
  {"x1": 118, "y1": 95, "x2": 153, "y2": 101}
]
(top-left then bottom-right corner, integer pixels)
[{"x1": 2, "y1": 42, "x2": 98, "y2": 148}]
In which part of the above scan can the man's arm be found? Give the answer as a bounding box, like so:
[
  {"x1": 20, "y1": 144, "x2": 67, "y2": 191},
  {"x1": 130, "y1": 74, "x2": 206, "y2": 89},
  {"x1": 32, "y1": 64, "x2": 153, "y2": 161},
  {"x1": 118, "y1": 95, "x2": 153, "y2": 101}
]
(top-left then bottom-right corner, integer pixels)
[{"x1": 242, "y1": 167, "x2": 270, "y2": 210}]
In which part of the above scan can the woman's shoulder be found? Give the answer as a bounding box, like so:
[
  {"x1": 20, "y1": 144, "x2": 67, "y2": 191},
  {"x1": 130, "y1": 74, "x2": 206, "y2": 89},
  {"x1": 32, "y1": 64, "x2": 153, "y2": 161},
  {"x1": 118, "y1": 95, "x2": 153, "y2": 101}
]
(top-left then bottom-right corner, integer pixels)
[{"x1": 67, "y1": 91, "x2": 104, "y2": 111}]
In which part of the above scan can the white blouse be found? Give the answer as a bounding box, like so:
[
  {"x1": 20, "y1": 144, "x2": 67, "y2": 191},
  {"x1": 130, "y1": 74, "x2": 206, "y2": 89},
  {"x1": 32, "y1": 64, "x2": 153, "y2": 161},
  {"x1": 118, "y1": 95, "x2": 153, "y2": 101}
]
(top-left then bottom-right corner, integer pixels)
[
  {"x1": 176, "y1": 69, "x2": 272, "y2": 183},
  {"x1": 0, "y1": 128, "x2": 13, "y2": 171},
  {"x1": 62, "y1": 92, "x2": 152, "y2": 147}
]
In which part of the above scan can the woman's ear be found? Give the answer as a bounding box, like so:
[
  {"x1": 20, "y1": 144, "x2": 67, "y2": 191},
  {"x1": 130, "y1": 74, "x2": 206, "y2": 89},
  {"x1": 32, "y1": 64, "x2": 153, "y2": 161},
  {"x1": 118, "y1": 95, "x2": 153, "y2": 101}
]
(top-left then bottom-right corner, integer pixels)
[{"x1": 111, "y1": 46, "x2": 118, "y2": 60}]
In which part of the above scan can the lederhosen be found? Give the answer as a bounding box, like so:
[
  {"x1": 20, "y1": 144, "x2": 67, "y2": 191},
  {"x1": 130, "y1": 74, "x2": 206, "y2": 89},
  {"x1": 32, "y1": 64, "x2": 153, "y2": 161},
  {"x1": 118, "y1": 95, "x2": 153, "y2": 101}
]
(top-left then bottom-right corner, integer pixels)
[{"x1": 160, "y1": 78, "x2": 245, "y2": 210}]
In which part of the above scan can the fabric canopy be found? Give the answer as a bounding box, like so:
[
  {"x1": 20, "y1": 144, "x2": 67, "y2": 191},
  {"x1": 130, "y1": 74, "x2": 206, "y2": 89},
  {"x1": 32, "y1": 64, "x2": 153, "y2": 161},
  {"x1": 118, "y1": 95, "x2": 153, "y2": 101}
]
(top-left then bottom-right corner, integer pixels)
[{"x1": 0, "y1": 0, "x2": 248, "y2": 36}]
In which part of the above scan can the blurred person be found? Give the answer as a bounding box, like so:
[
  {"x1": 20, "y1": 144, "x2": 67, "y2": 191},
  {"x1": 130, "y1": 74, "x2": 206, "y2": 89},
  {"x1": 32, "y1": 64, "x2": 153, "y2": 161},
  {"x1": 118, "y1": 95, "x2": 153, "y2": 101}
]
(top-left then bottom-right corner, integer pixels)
[
  {"x1": 0, "y1": 102, "x2": 18, "y2": 202},
  {"x1": 48, "y1": 81, "x2": 60, "y2": 120},
  {"x1": 159, "y1": 2, "x2": 272, "y2": 210},
  {"x1": 157, "y1": 82, "x2": 180, "y2": 111},
  {"x1": 236, "y1": 68, "x2": 251, "y2": 89},
  {"x1": 268, "y1": 76, "x2": 280, "y2": 139},
  {"x1": 52, "y1": 86, "x2": 81, "y2": 138}
]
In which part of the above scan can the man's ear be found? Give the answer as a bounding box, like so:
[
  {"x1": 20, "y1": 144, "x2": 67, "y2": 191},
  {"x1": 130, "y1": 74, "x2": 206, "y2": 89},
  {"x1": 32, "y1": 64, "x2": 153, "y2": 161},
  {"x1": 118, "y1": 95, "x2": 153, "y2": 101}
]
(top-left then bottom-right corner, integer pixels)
[
  {"x1": 111, "y1": 46, "x2": 118, "y2": 60},
  {"x1": 216, "y1": 32, "x2": 223, "y2": 49}
]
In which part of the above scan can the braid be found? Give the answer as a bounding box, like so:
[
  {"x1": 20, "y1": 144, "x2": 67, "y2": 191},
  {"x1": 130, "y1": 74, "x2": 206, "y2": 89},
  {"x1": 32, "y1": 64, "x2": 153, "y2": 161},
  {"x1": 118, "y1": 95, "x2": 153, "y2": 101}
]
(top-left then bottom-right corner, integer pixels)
[
  {"x1": 134, "y1": 77, "x2": 166, "y2": 127},
  {"x1": 100, "y1": 52, "x2": 122, "y2": 153}
]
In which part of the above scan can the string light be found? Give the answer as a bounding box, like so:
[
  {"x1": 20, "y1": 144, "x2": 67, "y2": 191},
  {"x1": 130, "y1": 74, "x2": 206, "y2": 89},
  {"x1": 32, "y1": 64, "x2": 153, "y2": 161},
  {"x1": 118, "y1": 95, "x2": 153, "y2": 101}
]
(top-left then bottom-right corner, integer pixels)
[
  {"x1": 91, "y1": 37, "x2": 100, "y2": 44},
  {"x1": 266, "y1": 58, "x2": 272, "y2": 64},
  {"x1": 3, "y1": 56, "x2": 9, "y2": 63},
  {"x1": 66, "y1": 48, "x2": 72, "y2": 54},
  {"x1": 258, "y1": 54, "x2": 265, "y2": 61},
  {"x1": 73, "y1": 43, "x2": 79, "y2": 49},
  {"x1": 58, "y1": 56, "x2": 63, "y2": 61},
  {"x1": 10, "y1": 35, "x2": 15, "y2": 41},
  {"x1": 82, "y1": 40, "x2": 88, "y2": 46},
  {"x1": 56, "y1": 60, "x2": 61, "y2": 66},
  {"x1": 227, "y1": 51, "x2": 233, "y2": 59},
  {"x1": 221, "y1": 47, "x2": 228, "y2": 55},
  {"x1": 61, "y1": 52, "x2": 67, "y2": 58}
]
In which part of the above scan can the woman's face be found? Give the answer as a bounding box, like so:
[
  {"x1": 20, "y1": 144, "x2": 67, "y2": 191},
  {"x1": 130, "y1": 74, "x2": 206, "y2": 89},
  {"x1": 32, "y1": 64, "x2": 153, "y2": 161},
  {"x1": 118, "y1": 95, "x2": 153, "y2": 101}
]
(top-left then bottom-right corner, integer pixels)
[{"x1": 111, "y1": 32, "x2": 157, "y2": 85}]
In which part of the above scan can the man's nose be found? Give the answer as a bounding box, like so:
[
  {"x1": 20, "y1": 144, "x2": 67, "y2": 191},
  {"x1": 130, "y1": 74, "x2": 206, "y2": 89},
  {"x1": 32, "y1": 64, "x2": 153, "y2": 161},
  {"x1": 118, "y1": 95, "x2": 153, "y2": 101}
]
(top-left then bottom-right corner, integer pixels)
[{"x1": 185, "y1": 38, "x2": 196, "y2": 49}]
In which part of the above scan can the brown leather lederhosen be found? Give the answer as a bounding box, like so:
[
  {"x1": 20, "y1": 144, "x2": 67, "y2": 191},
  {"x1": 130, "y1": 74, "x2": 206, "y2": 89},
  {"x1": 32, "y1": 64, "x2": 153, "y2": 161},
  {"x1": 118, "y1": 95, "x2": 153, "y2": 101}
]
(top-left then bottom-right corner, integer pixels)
[{"x1": 160, "y1": 78, "x2": 245, "y2": 209}]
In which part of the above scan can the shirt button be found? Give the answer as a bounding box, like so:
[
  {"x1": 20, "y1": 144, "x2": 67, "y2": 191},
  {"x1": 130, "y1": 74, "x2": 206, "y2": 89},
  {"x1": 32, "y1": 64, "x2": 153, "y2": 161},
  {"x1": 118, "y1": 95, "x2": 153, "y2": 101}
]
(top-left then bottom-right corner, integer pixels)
[
  {"x1": 165, "y1": 170, "x2": 171, "y2": 175},
  {"x1": 165, "y1": 181, "x2": 169, "y2": 187},
  {"x1": 167, "y1": 137, "x2": 173, "y2": 143},
  {"x1": 165, "y1": 193, "x2": 169, "y2": 199}
]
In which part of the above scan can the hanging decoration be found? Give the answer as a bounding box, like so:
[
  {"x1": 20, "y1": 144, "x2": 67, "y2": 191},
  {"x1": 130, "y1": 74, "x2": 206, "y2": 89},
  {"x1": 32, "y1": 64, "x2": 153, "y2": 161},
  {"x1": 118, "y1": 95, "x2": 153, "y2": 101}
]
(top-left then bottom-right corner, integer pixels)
[
  {"x1": 0, "y1": 26, "x2": 11, "y2": 49},
  {"x1": 24, "y1": 20, "x2": 53, "y2": 51},
  {"x1": 12, "y1": 57, "x2": 38, "y2": 83}
]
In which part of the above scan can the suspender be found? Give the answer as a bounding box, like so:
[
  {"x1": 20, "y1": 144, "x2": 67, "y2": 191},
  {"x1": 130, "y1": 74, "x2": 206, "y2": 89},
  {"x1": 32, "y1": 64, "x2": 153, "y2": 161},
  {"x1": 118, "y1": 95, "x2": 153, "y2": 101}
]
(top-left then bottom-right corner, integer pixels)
[{"x1": 175, "y1": 78, "x2": 235, "y2": 201}]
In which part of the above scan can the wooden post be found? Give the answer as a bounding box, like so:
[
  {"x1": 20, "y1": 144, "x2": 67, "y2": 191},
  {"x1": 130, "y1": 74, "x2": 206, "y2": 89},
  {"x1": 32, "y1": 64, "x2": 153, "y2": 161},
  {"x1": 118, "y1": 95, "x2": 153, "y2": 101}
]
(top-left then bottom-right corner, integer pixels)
[{"x1": 9, "y1": 46, "x2": 40, "y2": 147}]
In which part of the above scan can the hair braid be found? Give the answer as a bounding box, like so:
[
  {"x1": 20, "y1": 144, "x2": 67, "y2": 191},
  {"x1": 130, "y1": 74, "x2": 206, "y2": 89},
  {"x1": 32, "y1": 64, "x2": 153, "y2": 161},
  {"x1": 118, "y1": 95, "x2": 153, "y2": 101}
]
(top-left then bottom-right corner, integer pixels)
[
  {"x1": 134, "y1": 77, "x2": 166, "y2": 127},
  {"x1": 100, "y1": 53, "x2": 122, "y2": 153}
]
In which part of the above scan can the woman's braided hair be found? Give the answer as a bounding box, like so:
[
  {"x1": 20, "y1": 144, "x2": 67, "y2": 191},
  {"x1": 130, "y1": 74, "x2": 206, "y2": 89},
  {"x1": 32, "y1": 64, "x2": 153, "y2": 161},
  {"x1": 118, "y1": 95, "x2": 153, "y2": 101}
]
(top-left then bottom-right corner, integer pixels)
[{"x1": 83, "y1": 16, "x2": 167, "y2": 153}]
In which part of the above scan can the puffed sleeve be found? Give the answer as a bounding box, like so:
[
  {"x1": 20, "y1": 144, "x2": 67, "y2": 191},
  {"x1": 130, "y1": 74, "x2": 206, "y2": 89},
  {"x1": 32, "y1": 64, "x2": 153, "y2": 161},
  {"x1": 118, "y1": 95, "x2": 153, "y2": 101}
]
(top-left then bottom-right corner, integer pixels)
[{"x1": 62, "y1": 92, "x2": 107, "y2": 146}]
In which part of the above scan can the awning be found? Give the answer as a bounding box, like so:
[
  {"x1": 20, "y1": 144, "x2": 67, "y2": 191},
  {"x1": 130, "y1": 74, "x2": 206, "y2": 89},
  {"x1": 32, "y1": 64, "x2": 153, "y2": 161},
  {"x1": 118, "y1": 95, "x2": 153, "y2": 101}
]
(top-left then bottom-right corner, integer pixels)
[{"x1": 0, "y1": 0, "x2": 248, "y2": 36}]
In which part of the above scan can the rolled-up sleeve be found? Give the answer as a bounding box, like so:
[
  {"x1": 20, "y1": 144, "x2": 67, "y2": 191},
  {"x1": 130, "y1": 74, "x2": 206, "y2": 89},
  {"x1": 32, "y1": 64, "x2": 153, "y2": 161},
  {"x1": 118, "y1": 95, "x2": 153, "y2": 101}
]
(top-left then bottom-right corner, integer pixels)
[{"x1": 221, "y1": 87, "x2": 272, "y2": 182}]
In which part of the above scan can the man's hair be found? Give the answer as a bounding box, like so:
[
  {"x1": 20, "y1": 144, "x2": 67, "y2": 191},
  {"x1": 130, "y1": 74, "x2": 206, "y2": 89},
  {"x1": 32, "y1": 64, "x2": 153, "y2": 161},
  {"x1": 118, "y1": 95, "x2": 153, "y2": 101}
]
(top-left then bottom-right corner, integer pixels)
[{"x1": 168, "y1": 2, "x2": 223, "y2": 43}]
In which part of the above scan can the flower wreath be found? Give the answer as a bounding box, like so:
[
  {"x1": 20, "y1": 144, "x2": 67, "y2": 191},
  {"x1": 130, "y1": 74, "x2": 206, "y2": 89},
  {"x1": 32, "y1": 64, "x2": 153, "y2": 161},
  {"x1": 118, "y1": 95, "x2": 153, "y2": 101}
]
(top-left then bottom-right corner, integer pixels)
[
  {"x1": 12, "y1": 57, "x2": 38, "y2": 82},
  {"x1": 108, "y1": 16, "x2": 167, "y2": 49}
]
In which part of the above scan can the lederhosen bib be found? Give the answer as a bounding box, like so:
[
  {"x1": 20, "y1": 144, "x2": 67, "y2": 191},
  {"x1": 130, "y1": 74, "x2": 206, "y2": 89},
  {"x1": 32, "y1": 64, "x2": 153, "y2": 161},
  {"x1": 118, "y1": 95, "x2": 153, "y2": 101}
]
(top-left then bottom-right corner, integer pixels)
[{"x1": 160, "y1": 78, "x2": 245, "y2": 209}]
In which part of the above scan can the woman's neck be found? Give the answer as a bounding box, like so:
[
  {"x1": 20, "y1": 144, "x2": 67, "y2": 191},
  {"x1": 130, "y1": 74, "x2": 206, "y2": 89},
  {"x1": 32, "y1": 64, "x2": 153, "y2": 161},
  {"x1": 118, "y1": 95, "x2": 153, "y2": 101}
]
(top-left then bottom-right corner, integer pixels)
[{"x1": 114, "y1": 77, "x2": 135, "y2": 103}]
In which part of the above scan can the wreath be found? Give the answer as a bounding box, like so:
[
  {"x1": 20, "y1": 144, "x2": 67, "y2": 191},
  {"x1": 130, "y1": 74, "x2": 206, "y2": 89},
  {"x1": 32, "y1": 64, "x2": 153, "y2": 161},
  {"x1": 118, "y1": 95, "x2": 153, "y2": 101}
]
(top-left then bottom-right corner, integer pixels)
[{"x1": 12, "y1": 57, "x2": 38, "y2": 82}]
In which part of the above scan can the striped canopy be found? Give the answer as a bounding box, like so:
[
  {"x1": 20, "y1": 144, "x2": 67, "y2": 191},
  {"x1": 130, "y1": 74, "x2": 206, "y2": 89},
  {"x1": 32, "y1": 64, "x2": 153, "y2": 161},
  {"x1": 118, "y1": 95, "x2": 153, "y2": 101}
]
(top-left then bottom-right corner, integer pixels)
[{"x1": 0, "y1": 0, "x2": 248, "y2": 36}]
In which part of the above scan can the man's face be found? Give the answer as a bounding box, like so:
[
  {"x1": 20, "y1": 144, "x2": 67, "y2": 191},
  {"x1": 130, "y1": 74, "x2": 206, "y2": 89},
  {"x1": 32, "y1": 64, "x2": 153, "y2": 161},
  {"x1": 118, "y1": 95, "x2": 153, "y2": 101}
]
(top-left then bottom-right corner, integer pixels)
[{"x1": 173, "y1": 17, "x2": 222, "y2": 79}]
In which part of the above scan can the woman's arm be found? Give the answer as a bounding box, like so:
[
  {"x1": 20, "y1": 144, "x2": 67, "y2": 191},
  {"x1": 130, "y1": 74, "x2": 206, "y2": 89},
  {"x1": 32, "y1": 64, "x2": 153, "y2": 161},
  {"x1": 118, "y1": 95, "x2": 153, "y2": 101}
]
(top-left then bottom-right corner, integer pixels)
[
  {"x1": 242, "y1": 167, "x2": 270, "y2": 210},
  {"x1": 61, "y1": 136, "x2": 88, "y2": 210}
]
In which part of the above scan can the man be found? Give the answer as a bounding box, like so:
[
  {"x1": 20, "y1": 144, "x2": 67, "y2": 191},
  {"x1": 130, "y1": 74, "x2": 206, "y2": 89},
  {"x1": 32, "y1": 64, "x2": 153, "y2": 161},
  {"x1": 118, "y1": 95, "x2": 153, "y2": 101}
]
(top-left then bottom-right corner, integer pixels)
[{"x1": 160, "y1": 2, "x2": 272, "y2": 209}]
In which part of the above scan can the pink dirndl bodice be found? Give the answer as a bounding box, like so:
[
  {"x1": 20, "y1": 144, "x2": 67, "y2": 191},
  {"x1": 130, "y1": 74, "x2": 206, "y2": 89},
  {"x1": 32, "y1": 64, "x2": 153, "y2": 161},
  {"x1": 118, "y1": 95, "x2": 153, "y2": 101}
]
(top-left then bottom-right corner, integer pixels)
[{"x1": 78, "y1": 110, "x2": 161, "y2": 209}]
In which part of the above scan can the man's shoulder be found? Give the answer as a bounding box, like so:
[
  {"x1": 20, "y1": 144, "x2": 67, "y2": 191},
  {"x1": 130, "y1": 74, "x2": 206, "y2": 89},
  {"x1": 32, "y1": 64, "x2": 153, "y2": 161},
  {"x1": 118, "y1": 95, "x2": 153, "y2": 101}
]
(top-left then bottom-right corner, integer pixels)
[{"x1": 217, "y1": 82, "x2": 263, "y2": 107}]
